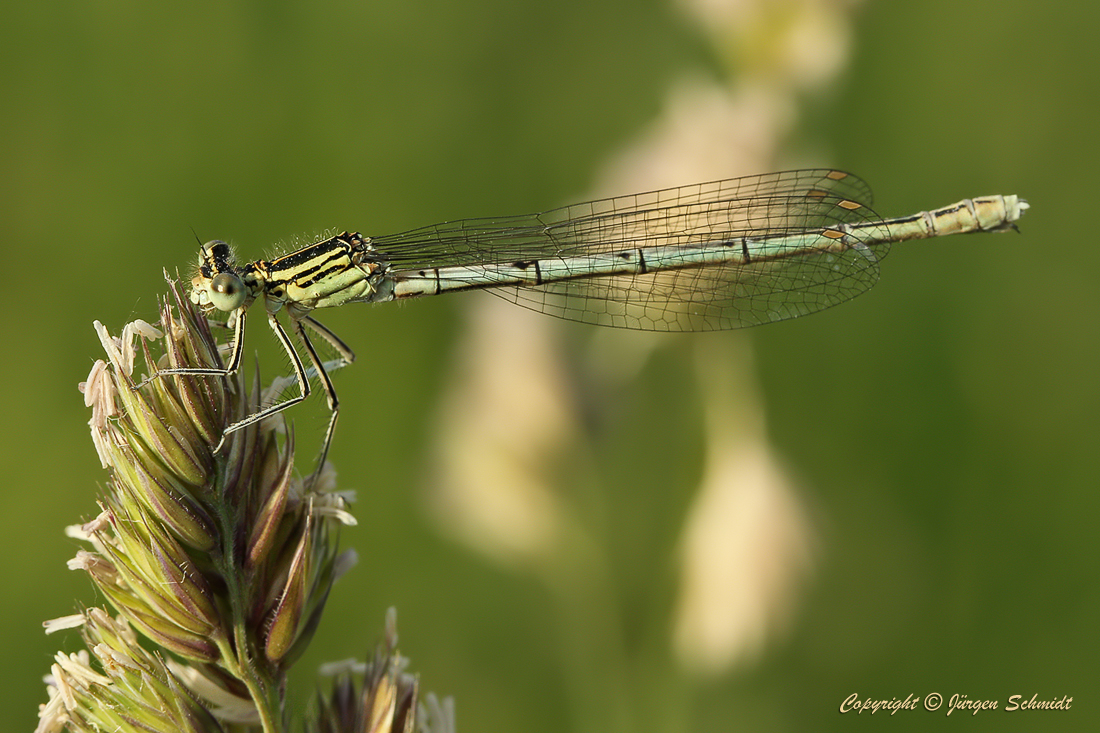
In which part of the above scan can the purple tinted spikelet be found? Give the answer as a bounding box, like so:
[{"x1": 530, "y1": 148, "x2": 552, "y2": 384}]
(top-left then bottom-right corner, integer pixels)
[
  {"x1": 38, "y1": 276, "x2": 445, "y2": 733},
  {"x1": 39, "y1": 277, "x2": 358, "y2": 733}
]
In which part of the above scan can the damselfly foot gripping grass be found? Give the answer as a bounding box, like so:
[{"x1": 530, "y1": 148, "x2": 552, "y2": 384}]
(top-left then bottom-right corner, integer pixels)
[{"x1": 148, "y1": 169, "x2": 1028, "y2": 475}]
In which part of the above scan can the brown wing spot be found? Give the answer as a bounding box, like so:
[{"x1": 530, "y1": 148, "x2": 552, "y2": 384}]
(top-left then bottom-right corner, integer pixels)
[
  {"x1": 838, "y1": 199, "x2": 863, "y2": 210},
  {"x1": 805, "y1": 188, "x2": 829, "y2": 201},
  {"x1": 822, "y1": 229, "x2": 846, "y2": 240},
  {"x1": 826, "y1": 170, "x2": 849, "y2": 181}
]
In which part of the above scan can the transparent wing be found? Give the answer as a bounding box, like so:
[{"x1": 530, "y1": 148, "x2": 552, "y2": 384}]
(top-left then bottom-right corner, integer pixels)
[{"x1": 369, "y1": 169, "x2": 888, "y2": 331}]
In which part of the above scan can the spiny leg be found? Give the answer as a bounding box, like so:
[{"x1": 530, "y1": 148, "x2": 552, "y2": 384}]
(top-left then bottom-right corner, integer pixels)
[
  {"x1": 142, "y1": 306, "x2": 343, "y2": 482},
  {"x1": 301, "y1": 314, "x2": 356, "y2": 365},
  {"x1": 137, "y1": 307, "x2": 248, "y2": 386},
  {"x1": 290, "y1": 317, "x2": 341, "y2": 489},
  {"x1": 212, "y1": 312, "x2": 312, "y2": 452}
]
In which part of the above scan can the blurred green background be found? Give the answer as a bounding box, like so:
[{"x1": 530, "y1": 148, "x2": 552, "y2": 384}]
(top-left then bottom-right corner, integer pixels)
[{"x1": 3, "y1": 1, "x2": 1096, "y2": 731}]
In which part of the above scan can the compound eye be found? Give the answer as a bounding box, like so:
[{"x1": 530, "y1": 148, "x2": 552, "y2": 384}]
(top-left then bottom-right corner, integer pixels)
[{"x1": 209, "y1": 272, "x2": 247, "y2": 311}]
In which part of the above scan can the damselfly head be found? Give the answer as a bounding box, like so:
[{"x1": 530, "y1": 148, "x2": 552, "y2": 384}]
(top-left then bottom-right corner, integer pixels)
[
  {"x1": 191, "y1": 240, "x2": 248, "y2": 311},
  {"x1": 198, "y1": 240, "x2": 237, "y2": 274}
]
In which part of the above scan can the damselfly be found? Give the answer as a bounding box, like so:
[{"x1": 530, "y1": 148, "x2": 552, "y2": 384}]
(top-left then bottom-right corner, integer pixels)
[{"x1": 150, "y1": 169, "x2": 1028, "y2": 473}]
